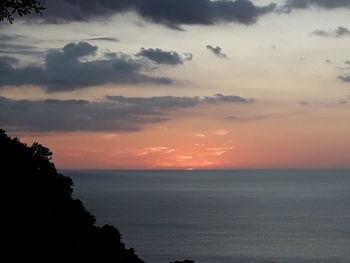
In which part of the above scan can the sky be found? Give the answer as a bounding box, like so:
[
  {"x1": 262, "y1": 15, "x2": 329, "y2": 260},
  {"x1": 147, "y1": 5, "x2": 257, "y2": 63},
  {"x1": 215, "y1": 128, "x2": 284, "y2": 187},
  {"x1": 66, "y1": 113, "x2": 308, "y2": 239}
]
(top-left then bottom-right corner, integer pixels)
[{"x1": 1, "y1": 0, "x2": 350, "y2": 169}]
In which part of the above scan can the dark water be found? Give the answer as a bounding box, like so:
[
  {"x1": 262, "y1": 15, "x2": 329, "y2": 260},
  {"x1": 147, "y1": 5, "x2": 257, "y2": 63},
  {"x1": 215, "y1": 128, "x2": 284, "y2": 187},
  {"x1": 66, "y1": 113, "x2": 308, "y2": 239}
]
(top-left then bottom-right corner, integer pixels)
[{"x1": 64, "y1": 170, "x2": 350, "y2": 263}]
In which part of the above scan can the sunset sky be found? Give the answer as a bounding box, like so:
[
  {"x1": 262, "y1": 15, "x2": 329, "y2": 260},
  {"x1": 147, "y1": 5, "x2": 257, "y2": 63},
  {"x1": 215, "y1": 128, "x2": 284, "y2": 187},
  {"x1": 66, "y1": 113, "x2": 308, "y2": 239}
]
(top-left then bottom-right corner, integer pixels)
[{"x1": 1, "y1": 0, "x2": 350, "y2": 169}]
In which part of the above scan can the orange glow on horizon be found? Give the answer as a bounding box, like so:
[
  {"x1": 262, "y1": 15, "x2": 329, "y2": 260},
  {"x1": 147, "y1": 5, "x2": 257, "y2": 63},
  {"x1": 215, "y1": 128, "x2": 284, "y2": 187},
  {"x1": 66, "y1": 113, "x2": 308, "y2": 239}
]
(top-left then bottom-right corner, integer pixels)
[{"x1": 17, "y1": 102, "x2": 350, "y2": 170}]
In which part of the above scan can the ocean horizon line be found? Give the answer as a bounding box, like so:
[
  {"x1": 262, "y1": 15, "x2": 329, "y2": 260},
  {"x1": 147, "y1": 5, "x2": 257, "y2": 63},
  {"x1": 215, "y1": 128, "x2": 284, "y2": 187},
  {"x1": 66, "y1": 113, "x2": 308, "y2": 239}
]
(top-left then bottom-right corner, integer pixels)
[{"x1": 60, "y1": 168, "x2": 350, "y2": 172}]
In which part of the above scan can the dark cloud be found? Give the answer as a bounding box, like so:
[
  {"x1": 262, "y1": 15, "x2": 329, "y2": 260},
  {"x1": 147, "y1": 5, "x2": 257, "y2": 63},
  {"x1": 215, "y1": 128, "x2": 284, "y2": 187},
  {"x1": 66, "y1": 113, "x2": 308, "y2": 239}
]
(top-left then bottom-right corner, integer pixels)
[
  {"x1": 310, "y1": 30, "x2": 329, "y2": 37},
  {"x1": 136, "y1": 48, "x2": 192, "y2": 65},
  {"x1": 0, "y1": 35, "x2": 19, "y2": 41},
  {"x1": 0, "y1": 94, "x2": 253, "y2": 132},
  {"x1": 0, "y1": 34, "x2": 28, "y2": 41},
  {"x1": 0, "y1": 97, "x2": 149, "y2": 132},
  {"x1": 335, "y1": 26, "x2": 350, "y2": 36},
  {"x1": 206, "y1": 45, "x2": 228, "y2": 59},
  {"x1": 284, "y1": 0, "x2": 350, "y2": 9},
  {"x1": 0, "y1": 43, "x2": 38, "y2": 51},
  {"x1": 85, "y1": 37, "x2": 119, "y2": 42},
  {"x1": 35, "y1": 0, "x2": 276, "y2": 27},
  {"x1": 0, "y1": 42, "x2": 172, "y2": 92},
  {"x1": 0, "y1": 35, "x2": 41, "y2": 55},
  {"x1": 338, "y1": 61, "x2": 350, "y2": 83},
  {"x1": 0, "y1": 56, "x2": 20, "y2": 65},
  {"x1": 107, "y1": 95, "x2": 200, "y2": 108},
  {"x1": 107, "y1": 93, "x2": 253, "y2": 106},
  {"x1": 62, "y1": 42, "x2": 97, "y2": 57},
  {"x1": 0, "y1": 43, "x2": 42, "y2": 55},
  {"x1": 338, "y1": 75, "x2": 350, "y2": 82},
  {"x1": 310, "y1": 26, "x2": 350, "y2": 37},
  {"x1": 226, "y1": 114, "x2": 267, "y2": 121}
]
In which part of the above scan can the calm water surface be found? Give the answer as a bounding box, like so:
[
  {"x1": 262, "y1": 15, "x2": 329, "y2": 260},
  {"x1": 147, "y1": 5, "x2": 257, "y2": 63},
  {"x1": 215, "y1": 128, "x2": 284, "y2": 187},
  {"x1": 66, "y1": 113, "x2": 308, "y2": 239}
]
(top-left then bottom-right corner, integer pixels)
[{"x1": 64, "y1": 170, "x2": 350, "y2": 263}]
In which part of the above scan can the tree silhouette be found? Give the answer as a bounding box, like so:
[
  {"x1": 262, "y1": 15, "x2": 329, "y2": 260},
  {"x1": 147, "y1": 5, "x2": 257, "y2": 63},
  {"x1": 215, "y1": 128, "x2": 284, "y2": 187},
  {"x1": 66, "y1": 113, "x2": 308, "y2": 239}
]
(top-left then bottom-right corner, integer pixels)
[
  {"x1": 0, "y1": 129, "x2": 196, "y2": 263},
  {"x1": 0, "y1": 0, "x2": 45, "y2": 23},
  {"x1": 0, "y1": 129, "x2": 144, "y2": 263}
]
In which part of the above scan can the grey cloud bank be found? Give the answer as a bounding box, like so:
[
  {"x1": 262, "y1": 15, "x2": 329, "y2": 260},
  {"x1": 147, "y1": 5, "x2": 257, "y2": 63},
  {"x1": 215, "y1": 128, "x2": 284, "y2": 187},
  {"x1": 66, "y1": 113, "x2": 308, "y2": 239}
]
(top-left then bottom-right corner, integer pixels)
[
  {"x1": 0, "y1": 34, "x2": 42, "y2": 55},
  {"x1": 284, "y1": 0, "x2": 350, "y2": 9},
  {"x1": 136, "y1": 48, "x2": 192, "y2": 65},
  {"x1": 36, "y1": 0, "x2": 276, "y2": 27},
  {"x1": 338, "y1": 61, "x2": 350, "y2": 83},
  {"x1": 107, "y1": 93, "x2": 253, "y2": 105},
  {"x1": 0, "y1": 94, "x2": 252, "y2": 132},
  {"x1": 311, "y1": 26, "x2": 350, "y2": 37},
  {"x1": 0, "y1": 42, "x2": 172, "y2": 92},
  {"x1": 338, "y1": 75, "x2": 350, "y2": 82}
]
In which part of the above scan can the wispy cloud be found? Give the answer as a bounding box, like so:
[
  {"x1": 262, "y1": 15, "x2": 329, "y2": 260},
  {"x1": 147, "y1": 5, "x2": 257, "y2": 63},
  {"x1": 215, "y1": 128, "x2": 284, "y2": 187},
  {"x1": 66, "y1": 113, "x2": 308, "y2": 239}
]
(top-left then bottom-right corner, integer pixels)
[
  {"x1": 207, "y1": 147, "x2": 235, "y2": 156},
  {"x1": 177, "y1": 155, "x2": 193, "y2": 162},
  {"x1": 206, "y1": 45, "x2": 228, "y2": 59},
  {"x1": 194, "y1": 133, "x2": 208, "y2": 138},
  {"x1": 310, "y1": 26, "x2": 350, "y2": 38},
  {"x1": 84, "y1": 37, "x2": 119, "y2": 42},
  {"x1": 203, "y1": 160, "x2": 214, "y2": 166},
  {"x1": 212, "y1": 129, "x2": 230, "y2": 136},
  {"x1": 137, "y1": 146, "x2": 176, "y2": 156}
]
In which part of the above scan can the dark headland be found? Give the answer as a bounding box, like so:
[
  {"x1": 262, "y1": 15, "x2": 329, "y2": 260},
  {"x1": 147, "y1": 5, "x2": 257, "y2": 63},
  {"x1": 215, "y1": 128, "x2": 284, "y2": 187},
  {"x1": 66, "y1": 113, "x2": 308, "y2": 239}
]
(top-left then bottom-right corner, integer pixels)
[{"x1": 0, "y1": 129, "x2": 193, "y2": 263}]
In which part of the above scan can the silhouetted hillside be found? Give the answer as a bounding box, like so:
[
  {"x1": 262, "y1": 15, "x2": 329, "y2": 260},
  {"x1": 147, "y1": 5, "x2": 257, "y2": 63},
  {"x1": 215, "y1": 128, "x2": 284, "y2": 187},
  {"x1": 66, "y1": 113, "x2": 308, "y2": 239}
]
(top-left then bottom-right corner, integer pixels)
[{"x1": 0, "y1": 129, "x2": 145, "y2": 263}]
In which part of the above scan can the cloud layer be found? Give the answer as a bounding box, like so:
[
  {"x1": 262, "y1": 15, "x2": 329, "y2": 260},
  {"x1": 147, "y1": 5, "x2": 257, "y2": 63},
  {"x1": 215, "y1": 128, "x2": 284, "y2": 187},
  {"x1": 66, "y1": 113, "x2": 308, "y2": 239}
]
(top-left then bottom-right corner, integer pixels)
[
  {"x1": 310, "y1": 26, "x2": 350, "y2": 37},
  {"x1": 206, "y1": 45, "x2": 228, "y2": 59},
  {"x1": 0, "y1": 94, "x2": 252, "y2": 132},
  {"x1": 136, "y1": 48, "x2": 192, "y2": 65},
  {"x1": 0, "y1": 42, "x2": 172, "y2": 92},
  {"x1": 0, "y1": 34, "x2": 42, "y2": 55},
  {"x1": 37, "y1": 0, "x2": 276, "y2": 27},
  {"x1": 284, "y1": 0, "x2": 350, "y2": 9},
  {"x1": 338, "y1": 61, "x2": 350, "y2": 83}
]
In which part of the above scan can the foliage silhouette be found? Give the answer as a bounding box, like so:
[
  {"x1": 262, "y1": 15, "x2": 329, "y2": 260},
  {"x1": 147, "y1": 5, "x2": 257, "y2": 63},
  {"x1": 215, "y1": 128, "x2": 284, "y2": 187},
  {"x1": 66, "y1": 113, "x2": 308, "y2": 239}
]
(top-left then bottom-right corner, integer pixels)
[
  {"x1": 0, "y1": 129, "x2": 145, "y2": 263},
  {"x1": 0, "y1": 0, "x2": 45, "y2": 23}
]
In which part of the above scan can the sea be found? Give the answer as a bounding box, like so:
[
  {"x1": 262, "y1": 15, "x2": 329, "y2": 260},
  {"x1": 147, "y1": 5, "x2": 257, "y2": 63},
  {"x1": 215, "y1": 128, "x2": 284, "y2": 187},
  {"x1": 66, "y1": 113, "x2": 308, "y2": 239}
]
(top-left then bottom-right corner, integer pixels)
[{"x1": 63, "y1": 170, "x2": 350, "y2": 263}]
